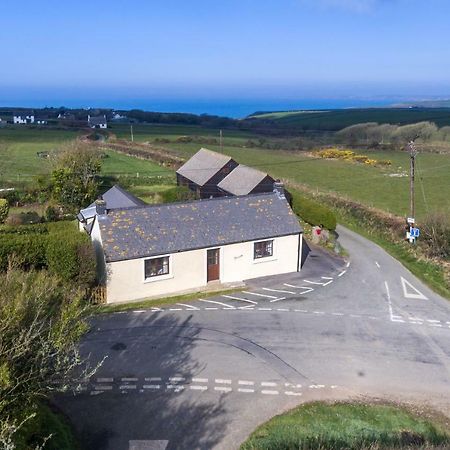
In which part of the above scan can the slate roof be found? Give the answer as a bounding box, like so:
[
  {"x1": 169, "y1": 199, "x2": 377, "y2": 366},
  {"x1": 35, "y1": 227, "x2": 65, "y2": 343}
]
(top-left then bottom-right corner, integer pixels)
[
  {"x1": 88, "y1": 115, "x2": 107, "y2": 125},
  {"x1": 176, "y1": 148, "x2": 234, "y2": 186},
  {"x1": 218, "y1": 164, "x2": 273, "y2": 195},
  {"x1": 98, "y1": 192, "x2": 302, "y2": 262},
  {"x1": 79, "y1": 185, "x2": 146, "y2": 221}
]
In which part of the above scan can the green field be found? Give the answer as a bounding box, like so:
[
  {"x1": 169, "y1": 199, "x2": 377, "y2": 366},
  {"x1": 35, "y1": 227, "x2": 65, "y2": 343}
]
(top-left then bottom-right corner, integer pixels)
[
  {"x1": 250, "y1": 108, "x2": 450, "y2": 131},
  {"x1": 241, "y1": 402, "x2": 450, "y2": 450}
]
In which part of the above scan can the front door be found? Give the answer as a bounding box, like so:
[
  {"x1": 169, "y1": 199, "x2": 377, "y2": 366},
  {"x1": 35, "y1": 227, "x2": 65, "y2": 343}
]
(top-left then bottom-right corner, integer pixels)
[{"x1": 207, "y1": 248, "x2": 220, "y2": 282}]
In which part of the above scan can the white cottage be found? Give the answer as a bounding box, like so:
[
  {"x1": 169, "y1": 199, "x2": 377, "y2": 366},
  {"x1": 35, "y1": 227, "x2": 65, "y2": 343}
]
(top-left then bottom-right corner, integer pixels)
[
  {"x1": 89, "y1": 184, "x2": 303, "y2": 303},
  {"x1": 13, "y1": 111, "x2": 35, "y2": 124}
]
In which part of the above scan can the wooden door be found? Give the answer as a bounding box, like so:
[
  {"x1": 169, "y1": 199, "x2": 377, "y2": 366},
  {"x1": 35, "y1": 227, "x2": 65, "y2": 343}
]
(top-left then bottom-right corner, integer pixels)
[{"x1": 207, "y1": 248, "x2": 220, "y2": 282}]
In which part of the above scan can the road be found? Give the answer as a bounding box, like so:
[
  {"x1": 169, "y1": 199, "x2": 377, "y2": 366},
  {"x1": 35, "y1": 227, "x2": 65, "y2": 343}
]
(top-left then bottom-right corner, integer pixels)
[{"x1": 54, "y1": 226, "x2": 450, "y2": 450}]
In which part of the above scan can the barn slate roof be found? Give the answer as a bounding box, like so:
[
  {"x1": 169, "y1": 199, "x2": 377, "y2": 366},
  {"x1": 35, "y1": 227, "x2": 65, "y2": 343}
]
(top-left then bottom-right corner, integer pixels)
[
  {"x1": 98, "y1": 192, "x2": 302, "y2": 262},
  {"x1": 79, "y1": 185, "x2": 146, "y2": 221},
  {"x1": 176, "y1": 148, "x2": 234, "y2": 187},
  {"x1": 217, "y1": 164, "x2": 273, "y2": 195},
  {"x1": 88, "y1": 115, "x2": 107, "y2": 125}
]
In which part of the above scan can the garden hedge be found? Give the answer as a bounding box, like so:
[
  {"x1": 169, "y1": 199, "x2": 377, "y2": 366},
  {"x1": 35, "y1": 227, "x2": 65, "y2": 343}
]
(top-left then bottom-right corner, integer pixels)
[{"x1": 291, "y1": 190, "x2": 337, "y2": 231}]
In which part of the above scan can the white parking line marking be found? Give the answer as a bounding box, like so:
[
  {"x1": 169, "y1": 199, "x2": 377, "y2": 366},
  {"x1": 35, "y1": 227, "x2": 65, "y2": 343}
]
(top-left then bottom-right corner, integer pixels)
[
  {"x1": 143, "y1": 385, "x2": 161, "y2": 389},
  {"x1": 243, "y1": 291, "x2": 278, "y2": 299},
  {"x1": 177, "y1": 303, "x2": 199, "y2": 310},
  {"x1": 375, "y1": 261, "x2": 380, "y2": 268},
  {"x1": 285, "y1": 383, "x2": 302, "y2": 388},
  {"x1": 304, "y1": 280, "x2": 325, "y2": 285},
  {"x1": 167, "y1": 385, "x2": 185, "y2": 391},
  {"x1": 258, "y1": 307, "x2": 273, "y2": 311},
  {"x1": 285, "y1": 391, "x2": 302, "y2": 396},
  {"x1": 322, "y1": 280, "x2": 333, "y2": 286},
  {"x1": 338, "y1": 270, "x2": 346, "y2": 277},
  {"x1": 276, "y1": 308, "x2": 289, "y2": 312},
  {"x1": 222, "y1": 295, "x2": 257, "y2": 305},
  {"x1": 294, "y1": 309, "x2": 308, "y2": 313},
  {"x1": 132, "y1": 310, "x2": 147, "y2": 313},
  {"x1": 169, "y1": 308, "x2": 182, "y2": 311},
  {"x1": 145, "y1": 377, "x2": 162, "y2": 382},
  {"x1": 268, "y1": 297, "x2": 287, "y2": 303},
  {"x1": 313, "y1": 311, "x2": 325, "y2": 315},
  {"x1": 95, "y1": 385, "x2": 113, "y2": 390},
  {"x1": 321, "y1": 276, "x2": 333, "y2": 280},
  {"x1": 261, "y1": 382, "x2": 277, "y2": 387},
  {"x1": 215, "y1": 379, "x2": 232, "y2": 384},
  {"x1": 198, "y1": 298, "x2": 235, "y2": 309},
  {"x1": 427, "y1": 319, "x2": 441, "y2": 323},
  {"x1": 120, "y1": 385, "x2": 137, "y2": 390},
  {"x1": 309, "y1": 384, "x2": 325, "y2": 389},
  {"x1": 261, "y1": 390, "x2": 279, "y2": 395},
  {"x1": 332, "y1": 312, "x2": 344, "y2": 316},
  {"x1": 391, "y1": 318, "x2": 405, "y2": 323},
  {"x1": 121, "y1": 377, "x2": 138, "y2": 382},
  {"x1": 238, "y1": 380, "x2": 254, "y2": 385},
  {"x1": 400, "y1": 277, "x2": 428, "y2": 300},
  {"x1": 346, "y1": 261, "x2": 350, "y2": 268},
  {"x1": 215, "y1": 386, "x2": 232, "y2": 393},
  {"x1": 262, "y1": 287, "x2": 296, "y2": 294},
  {"x1": 97, "y1": 377, "x2": 113, "y2": 383},
  {"x1": 169, "y1": 377, "x2": 185, "y2": 382},
  {"x1": 283, "y1": 284, "x2": 314, "y2": 293},
  {"x1": 190, "y1": 385, "x2": 208, "y2": 391},
  {"x1": 192, "y1": 378, "x2": 208, "y2": 383},
  {"x1": 205, "y1": 307, "x2": 218, "y2": 310},
  {"x1": 238, "y1": 388, "x2": 254, "y2": 393}
]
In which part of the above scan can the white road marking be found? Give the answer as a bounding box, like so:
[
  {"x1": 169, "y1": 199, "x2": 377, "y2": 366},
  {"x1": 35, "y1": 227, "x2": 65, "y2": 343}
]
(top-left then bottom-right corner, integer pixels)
[
  {"x1": 309, "y1": 384, "x2": 325, "y2": 389},
  {"x1": 198, "y1": 298, "x2": 235, "y2": 309},
  {"x1": 190, "y1": 385, "x2": 208, "y2": 391},
  {"x1": 119, "y1": 385, "x2": 137, "y2": 390},
  {"x1": 143, "y1": 384, "x2": 161, "y2": 389},
  {"x1": 145, "y1": 377, "x2": 162, "y2": 382},
  {"x1": 375, "y1": 261, "x2": 380, "y2": 268},
  {"x1": 338, "y1": 270, "x2": 346, "y2": 277},
  {"x1": 192, "y1": 378, "x2": 208, "y2": 383},
  {"x1": 132, "y1": 310, "x2": 146, "y2": 313},
  {"x1": 243, "y1": 291, "x2": 278, "y2": 299},
  {"x1": 285, "y1": 391, "x2": 302, "y2": 396},
  {"x1": 285, "y1": 383, "x2": 302, "y2": 388},
  {"x1": 322, "y1": 280, "x2": 333, "y2": 286},
  {"x1": 262, "y1": 287, "x2": 296, "y2": 294},
  {"x1": 204, "y1": 307, "x2": 218, "y2": 310},
  {"x1": 294, "y1": 309, "x2": 308, "y2": 313},
  {"x1": 261, "y1": 390, "x2": 279, "y2": 395},
  {"x1": 95, "y1": 385, "x2": 113, "y2": 390},
  {"x1": 427, "y1": 319, "x2": 441, "y2": 323},
  {"x1": 121, "y1": 377, "x2": 138, "y2": 382},
  {"x1": 331, "y1": 312, "x2": 344, "y2": 316},
  {"x1": 97, "y1": 377, "x2": 113, "y2": 383},
  {"x1": 238, "y1": 388, "x2": 254, "y2": 393},
  {"x1": 268, "y1": 297, "x2": 287, "y2": 303},
  {"x1": 304, "y1": 280, "x2": 325, "y2": 285},
  {"x1": 276, "y1": 308, "x2": 289, "y2": 312},
  {"x1": 169, "y1": 308, "x2": 182, "y2": 311},
  {"x1": 391, "y1": 318, "x2": 405, "y2": 323},
  {"x1": 313, "y1": 311, "x2": 325, "y2": 315},
  {"x1": 283, "y1": 284, "x2": 314, "y2": 293},
  {"x1": 222, "y1": 295, "x2": 257, "y2": 305},
  {"x1": 215, "y1": 386, "x2": 232, "y2": 393},
  {"x1": 261, "y1": 381, "x2": 277, "y2": 387},
  {"x1": 169, "y1": 377, "x2": 185, "y2": 382},
  {"x1": 385, "y1": 281, "x2": 394, "y2": 321},
  {"x1": 151, "y1": 308, "x2": 163, "y2": 311},
  {"x1": 321, "y1": 276, "x2": 333, "y2": 280},
  {"x1": 400, "y1": 277, "x2": 428, "y2": 300},
  {"x1": 238, "y1": 380, "x2": 254, "y2": 385},
  {"x1": 430, "y1": 323, "x2": 443, "y2": 327},
  {"x1": 166, "y1": 385, "x2": 185, "y2": 391},
  {"x1": 346, "y1": 261, "x2": 350, "y2": 268},
  {"x1": 177, "y1": 303, "x2": 199, "y2": 310},
  {"x1": 215, "y1": 379, "x2": 232, "y2": 384},
  {"x1": 258, "y1": 307, "x2": 273, "y2": 311}
]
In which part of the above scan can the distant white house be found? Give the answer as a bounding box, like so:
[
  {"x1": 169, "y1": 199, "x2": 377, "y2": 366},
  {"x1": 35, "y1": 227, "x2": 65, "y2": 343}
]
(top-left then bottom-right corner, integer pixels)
[
  {"x1": 13, "y1": 111, "x2": 35, "y2": 124},
  {"x1": 88, "y1": 114, "x2": 107, "y2": 129}
]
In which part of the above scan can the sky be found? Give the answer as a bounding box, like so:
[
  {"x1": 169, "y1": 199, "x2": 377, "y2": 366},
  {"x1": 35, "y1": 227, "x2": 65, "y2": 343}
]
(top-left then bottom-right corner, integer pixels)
[{"x1": 1, "y1": 0, "x2": 450, "y2": 107}]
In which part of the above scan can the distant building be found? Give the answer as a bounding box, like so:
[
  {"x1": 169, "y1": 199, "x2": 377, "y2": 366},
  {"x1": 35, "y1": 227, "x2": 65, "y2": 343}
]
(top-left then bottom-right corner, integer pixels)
[
  {"x1": 58, "y1": 112, "x2": 76, "y2": 121},
  {"x1": 88, "y1": 114, "x2": 107, "y2": 129},
  {"x1": 13, "y1": 111, "x2": 34, "y2": 124},
  {"x1": 176, "y1": 148, "x2": 238, "y2": 198},
  {"x1": 217, "y1": 164, "x2": 275, "y2": 197},
  {"x1": 35, "y1": 115, "x2": 48, "y2": 125}
]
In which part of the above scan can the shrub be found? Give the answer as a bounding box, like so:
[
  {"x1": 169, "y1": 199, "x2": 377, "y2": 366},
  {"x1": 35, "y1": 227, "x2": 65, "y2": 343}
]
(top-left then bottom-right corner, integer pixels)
[
  {"x1": 421, "y1": 212, "x2": 450, "y2": 259},
  {"x1": 0, "y1": 199, "x2": 8, "y2": 224},
  {"x1": 45, "y1": 205, "x2": 60, "y2": 222},
  {"x1": 291, "y1": 190, "x2": 337, "y2": 230},
  {"x1": 0, "y1": 234, "x2": 48, "y2": 271},
  {"x1": 6, "y1": 211, "x2": 42, "y2": 226},
  {"x1": 160, "y1": 186, "x2": 197, "y2": 203}
]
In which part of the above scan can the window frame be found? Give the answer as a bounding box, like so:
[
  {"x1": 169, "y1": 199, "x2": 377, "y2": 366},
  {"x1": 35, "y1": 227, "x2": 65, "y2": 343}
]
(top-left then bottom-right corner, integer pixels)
[
  {"x1": 253, "y1": 239, "x2": 274, "y2": 260},
  {"x1": 143, "y1": 255, "x2": 171, "y2": 281}
]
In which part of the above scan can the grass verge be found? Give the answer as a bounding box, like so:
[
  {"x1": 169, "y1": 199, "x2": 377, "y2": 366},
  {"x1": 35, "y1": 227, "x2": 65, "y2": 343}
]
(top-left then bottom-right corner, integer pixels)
[
  {"x1": 92, "y1": 287, "x2": 243, "y2": 314},
  {"x1": 240, "y1": 401, "x2": 450, "y2": 450}
]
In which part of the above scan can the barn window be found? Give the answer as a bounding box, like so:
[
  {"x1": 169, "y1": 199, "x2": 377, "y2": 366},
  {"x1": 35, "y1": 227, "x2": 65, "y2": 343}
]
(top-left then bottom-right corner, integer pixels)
[
  {"x1": 144, "y1": 256, "x2": 170, "y2": 278},
  {"x1": 254, "y1": 240, "x2": 273, "y2": 259}
]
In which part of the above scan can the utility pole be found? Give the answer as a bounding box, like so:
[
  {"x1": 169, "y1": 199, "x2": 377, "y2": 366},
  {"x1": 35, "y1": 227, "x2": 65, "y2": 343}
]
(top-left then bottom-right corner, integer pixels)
[
  {"x1": 408, "y1": 140, "x2": 417, "y2": 220},
  {"x1": 130, "y1": 124, "x2": 134, "y2": 142},
  {"x1": 219, "y1": 129, "x2": 223, "y2": 153}
]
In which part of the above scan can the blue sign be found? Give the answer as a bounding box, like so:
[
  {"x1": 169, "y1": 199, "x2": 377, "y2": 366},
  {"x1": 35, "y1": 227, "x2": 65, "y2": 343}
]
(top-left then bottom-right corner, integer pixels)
[{"x1": 410, "y1": 227, "x2": 420, "y2": 238}]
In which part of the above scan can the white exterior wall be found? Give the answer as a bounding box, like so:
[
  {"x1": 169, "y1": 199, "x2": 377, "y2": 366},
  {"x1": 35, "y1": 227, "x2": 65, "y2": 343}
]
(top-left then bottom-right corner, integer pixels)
[{"x1": 105, "y1": 233, "x2": 302, "y2": 304}]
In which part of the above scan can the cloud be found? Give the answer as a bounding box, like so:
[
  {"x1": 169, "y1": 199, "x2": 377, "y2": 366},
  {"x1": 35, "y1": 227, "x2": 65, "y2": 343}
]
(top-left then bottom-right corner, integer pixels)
[{"x1": 302, "y1": 0, "x2": 379, "y2": 13}]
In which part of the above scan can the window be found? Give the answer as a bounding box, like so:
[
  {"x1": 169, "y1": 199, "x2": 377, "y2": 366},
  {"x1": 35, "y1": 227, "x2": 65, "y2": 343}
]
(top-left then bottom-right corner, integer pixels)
[
  {"x1": 254, "y1": 240, "x2": 273, "y2": 259},
  {"x1": 145, "y1": 256, "x2": 170, "y2": 279}
]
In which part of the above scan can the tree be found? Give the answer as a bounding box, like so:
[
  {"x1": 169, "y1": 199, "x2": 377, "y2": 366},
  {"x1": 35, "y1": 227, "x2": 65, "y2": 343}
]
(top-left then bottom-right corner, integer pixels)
[
  {"x1": 393, "y1": 121, "x2": 438, "y2": 145},
  {"x1": 0, "y1": 199, "x2": 9, "y2": 224},
  {"x1": 51, "y1": 143, "x2": 101, "y2": 211},
  {"x1": 0, "y1": 269, "x2": 95, "y2": 448}
]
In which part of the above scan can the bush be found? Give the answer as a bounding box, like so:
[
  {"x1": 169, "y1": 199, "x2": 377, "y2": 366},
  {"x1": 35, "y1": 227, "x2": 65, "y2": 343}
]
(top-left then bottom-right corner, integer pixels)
[
  {"x1": 160, "y1": 186, "x2": 197, "y2": 203},
  {"x1": 291, "y1": 190, "x2": 337, "y2": 230},
  {"x1": 421, "y1": 212, "x2": 450, "y2": 259},
  {"x1": 0, "y1": 199, "x2": 8, "y2": 224},
  {"x1": 6, "y1": 211, "x2": 42, "y2": 226}
]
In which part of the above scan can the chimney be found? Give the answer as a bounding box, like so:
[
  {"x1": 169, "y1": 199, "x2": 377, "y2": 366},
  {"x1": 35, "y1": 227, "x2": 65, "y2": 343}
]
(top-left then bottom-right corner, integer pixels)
[
  {"x1": 95, "y1": 199, "x2": 107, "y2": 216},
  {"x1": 273, "y1": 180, "x2": 285, "y2": 200}
]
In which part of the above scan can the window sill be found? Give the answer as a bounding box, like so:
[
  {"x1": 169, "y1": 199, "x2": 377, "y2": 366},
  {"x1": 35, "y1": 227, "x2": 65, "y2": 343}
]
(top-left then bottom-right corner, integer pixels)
[
  {"x1": 253, "y1": 256, "x2": 277, "y2": 264},
  {"x1": 144, "y1": 273, "x2": 174, "y2": 283}
]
